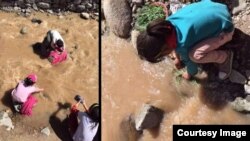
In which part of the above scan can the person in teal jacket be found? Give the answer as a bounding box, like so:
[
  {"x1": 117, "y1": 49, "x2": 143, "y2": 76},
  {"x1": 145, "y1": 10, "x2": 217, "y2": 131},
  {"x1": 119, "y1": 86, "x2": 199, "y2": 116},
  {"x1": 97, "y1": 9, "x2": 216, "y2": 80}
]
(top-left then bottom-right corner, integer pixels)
[{"x1": 136, "y1": 0, "x2": 234, "y2": 80}]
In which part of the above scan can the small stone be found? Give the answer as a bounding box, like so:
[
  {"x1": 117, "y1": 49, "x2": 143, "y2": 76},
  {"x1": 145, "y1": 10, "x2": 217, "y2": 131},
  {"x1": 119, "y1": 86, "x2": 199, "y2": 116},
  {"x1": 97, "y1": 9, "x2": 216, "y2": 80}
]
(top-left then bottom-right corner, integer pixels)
[
  {"x1": 132, "y1": 5, "x2": 137, "y2": 13},
  {"x1": 246, "y1": 95, "x2": 250, "y2": 101},
  {"x1": 31, "y1": 18, "x2": 42, "y2": 24},
  {"x1": 14, "y1": 7, "x2": 19, "y2": 11},
  {"x1": 41, "y1": 127, "x2": 50, "y2": 136},
  {"x1": 74, "y1": 45, "x2": 78, "y2": 49},
  {"x1": 132, "y1": 0, "x2": 144, "y2": 5},
  {"x1": 37, "y1": 2, "x2": 50, "y2": 9},
  {"x1": 26, "y1": 8, "x2": 31, "y2": 13},
  {"x1": 76, "y1": 5, "x2": 86, "y2": 12},
  {"x1": 32, "y1": 3, "x2": 38, "y2": 11},
  {"x1": 58, "y1": 15, "x2": 64, "y2": 19},
  {"x1": 25, "y1": 3, "x2": 32, "y2": 8},
  {"x1": 80, "y1": 12, "x2": 90, "y2": 19},
  {"x1": 73, "y1": 0, "x2": 82, "y2": 4},
  {"x1": 20, "y1": 27, "x2": 28, "y2": 34},
  {"x1": 47, "y1": 9, "x2": 53, "y2": 14},
  {"x1": 86, "y1": 3, "x2": 92, "y2": 9},
  {"x1": 245, "y1": 84, "x2": 250, "y2": 94},
  {"x1": 24, "y1": 12, "x2": 31, "y2": 17},
  {"x1": 229, "y1": 70, "x2": 247, "y2": 84}
]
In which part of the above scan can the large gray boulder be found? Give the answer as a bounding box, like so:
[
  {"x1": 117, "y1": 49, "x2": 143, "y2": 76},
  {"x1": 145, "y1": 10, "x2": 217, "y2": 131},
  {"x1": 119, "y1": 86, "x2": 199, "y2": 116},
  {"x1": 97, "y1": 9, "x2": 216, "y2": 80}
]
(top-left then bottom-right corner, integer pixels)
[
  {"x1": 103, "y1": 0, "x2": 132, "y2": 38},
  {"x1": 135, "y1": 104, "x2": 164, "y2": 131}
]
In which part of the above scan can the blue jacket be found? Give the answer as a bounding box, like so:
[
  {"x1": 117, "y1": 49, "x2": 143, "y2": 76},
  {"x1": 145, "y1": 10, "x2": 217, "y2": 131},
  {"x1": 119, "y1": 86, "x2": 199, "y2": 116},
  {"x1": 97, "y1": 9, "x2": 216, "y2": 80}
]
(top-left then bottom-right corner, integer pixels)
[{"x1": 167, "y1": 0, "x2": 234, "y2": 75}]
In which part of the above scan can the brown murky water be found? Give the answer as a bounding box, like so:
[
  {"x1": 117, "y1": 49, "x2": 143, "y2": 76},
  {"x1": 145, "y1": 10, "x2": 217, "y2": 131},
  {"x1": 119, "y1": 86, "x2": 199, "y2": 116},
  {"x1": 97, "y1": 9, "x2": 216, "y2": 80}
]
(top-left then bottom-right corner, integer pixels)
[
  {"x1": 0, "y1": 12, "x2": 98, "y2": 140},
  {"x1": 102, "y1": 34, "x2": 250, "y2": 141}
]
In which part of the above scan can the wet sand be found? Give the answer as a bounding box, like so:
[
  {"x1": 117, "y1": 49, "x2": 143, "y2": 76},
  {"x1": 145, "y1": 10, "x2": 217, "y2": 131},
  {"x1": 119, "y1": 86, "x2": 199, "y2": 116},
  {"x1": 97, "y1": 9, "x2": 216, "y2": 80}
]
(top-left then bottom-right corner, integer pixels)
[
  {"x1": 102, "y1": 34, "x2": 250, "y2": 141},
  {"x1": 0, "y1": 11, "x2": 98, "y2": 140}
]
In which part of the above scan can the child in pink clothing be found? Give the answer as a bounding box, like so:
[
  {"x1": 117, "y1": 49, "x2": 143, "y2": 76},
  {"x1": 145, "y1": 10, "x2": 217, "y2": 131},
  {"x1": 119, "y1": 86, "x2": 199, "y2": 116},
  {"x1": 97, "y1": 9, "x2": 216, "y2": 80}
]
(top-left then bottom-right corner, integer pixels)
[{"x1": 11, "y1": 74, "x2": 44, "y2": 115}]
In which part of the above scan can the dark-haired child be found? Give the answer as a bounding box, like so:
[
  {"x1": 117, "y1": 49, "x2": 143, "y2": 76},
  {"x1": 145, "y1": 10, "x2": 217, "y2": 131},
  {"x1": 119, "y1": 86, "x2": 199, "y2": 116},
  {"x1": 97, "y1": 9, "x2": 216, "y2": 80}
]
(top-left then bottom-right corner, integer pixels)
[{"x1": 137, "y1": 0, "x2": 234, "y2": 80}]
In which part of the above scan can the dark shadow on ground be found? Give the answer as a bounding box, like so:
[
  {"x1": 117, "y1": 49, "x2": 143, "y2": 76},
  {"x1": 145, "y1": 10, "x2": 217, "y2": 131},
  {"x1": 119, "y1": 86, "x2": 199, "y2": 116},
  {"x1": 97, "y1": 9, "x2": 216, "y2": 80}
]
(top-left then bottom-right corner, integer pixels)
[
  {"x1": 148, "y1": 125, "x2": 161, "y2": 138},
  {"x1": 31, "y1": 42, "x2": 47, "y2": 59},
  {"x1": 49, "y1": 102, "x2": 73, "y2": 141},
  {"x1": 198, "y1": 28, "x2": 250, "y2": 110},
  {"x1": 1, "y1": 89, "x2": 16, "y2": 113},
  {"x1": 120, "y1": 115, "x2": 143, "y2": 141}
]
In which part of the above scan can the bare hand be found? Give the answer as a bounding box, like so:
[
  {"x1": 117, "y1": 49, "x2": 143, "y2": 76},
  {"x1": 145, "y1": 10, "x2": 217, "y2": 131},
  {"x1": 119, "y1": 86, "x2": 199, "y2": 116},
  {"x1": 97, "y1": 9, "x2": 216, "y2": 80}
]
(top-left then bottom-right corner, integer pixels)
[
  {"x1": 182, "y1": 72, "x2": 191, "y2": 80},
  {"x1": 174, "y1": 59, "x2": 184, "y2": 70}
]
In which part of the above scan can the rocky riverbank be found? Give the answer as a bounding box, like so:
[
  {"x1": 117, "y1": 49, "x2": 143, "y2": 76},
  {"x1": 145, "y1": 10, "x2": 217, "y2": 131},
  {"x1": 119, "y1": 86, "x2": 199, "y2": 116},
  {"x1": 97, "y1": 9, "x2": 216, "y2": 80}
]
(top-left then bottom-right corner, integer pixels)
[{"x1": 0, "y1": 0, "x2": 99, "y2": 20}]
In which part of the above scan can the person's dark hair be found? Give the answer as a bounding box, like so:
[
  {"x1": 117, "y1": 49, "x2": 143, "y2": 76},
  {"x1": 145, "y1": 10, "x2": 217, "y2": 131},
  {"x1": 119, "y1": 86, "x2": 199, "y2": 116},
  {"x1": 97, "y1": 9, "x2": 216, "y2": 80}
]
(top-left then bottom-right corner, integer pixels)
[
  {"x1": 88, "y1": 103, "x2": 99, "y2": 123},
  {"x1": 56, "y1": 39, "x2": 64, "y2": 48},
  {"x1": 137, "y1": 18, "x2": 174, "y2": 63},
  {"x1": 24, "y1": 78, "x2": 35, "y2": 86}
]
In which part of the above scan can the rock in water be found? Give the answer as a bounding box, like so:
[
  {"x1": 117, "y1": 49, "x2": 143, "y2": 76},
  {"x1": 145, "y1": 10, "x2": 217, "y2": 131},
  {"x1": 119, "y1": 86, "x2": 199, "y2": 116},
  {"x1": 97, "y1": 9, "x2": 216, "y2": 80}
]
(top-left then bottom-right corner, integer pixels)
[
  {"x1": 0, "y1": 111, "x2": 14, "y2": 131},
  {"x1": 103, "y1": 0, "x2": 132, "y2": 38},
  {"x1": 41, "y1": 127, "x2": 50, "y2": 136},
  {"x1": 135, "y1": 104, "x2": 164, "y2": 131},
  {"x1": 80, "y1": 12, "x2": 90, "y2": 19},
  {"x1": 20, "y1": 27, "x2": 28, "y2": 34},
  {"x1": 244, "y1": 84, "x2": 250, "y2": 94},
  {"x1": 230, "y1": 97, "x2": 250, "y2": 112},
  {"x1": 229, "y1": 70, "x2": 247, "y2": 84}
]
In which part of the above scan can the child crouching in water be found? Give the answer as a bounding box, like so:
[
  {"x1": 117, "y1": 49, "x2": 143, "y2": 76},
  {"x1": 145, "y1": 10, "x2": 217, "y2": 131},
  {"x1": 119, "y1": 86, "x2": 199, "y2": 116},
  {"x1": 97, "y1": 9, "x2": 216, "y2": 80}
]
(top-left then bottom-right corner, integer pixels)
[
  {"x1": 11, "y1": 74, "x2": 44, "y2": 116},
  {"x1": 41, "y1": 30, "x2": 68, "y2": 65},
  {"x1": 136, "y1": 0, "x2": 235, "y2": 80}
]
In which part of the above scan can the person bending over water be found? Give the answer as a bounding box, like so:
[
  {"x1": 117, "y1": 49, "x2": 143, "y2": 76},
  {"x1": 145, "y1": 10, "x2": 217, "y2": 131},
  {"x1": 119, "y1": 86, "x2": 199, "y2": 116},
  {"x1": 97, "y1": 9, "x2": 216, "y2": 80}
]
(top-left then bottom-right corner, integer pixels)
[
  {"x1": 136, "y1": 0, "x2": 234, "y2": 80},
  {"x1": 11, "y1": 74, "x2": 44, "y2": 116},
  {"x1": 41, "y1": 30, "x2": 68, "y2": 65}
]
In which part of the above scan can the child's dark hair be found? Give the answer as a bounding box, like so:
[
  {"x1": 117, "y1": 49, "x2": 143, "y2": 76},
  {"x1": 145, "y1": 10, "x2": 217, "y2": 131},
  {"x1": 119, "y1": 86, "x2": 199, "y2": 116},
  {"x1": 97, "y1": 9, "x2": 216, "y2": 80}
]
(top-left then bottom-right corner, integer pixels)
[
  {"x1": 137, "y1": 18, "x2": 174, "y2": 63},
  {"x1": 24, "y1": 78, "x2": 35, "y2": 86},
  {"x1": 56, "y1": 39, "x2": 64, "y2": 48},
  {"x1": 88, "y1": 103, "x2": 99, "y2": 123}
]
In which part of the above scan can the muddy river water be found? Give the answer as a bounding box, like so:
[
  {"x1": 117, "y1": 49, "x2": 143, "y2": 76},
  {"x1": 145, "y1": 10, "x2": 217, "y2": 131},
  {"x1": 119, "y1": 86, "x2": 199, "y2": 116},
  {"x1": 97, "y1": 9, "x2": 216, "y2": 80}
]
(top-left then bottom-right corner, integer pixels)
[
  {"x1": 0, "y1": 12, "x2": 98, "y2": 140},
  {"x1": 0, "y1": 9, "x2": 250, "y2": 141},
  {"x1": 102, "y1": 34, "x2": 250, "y2": 141}
]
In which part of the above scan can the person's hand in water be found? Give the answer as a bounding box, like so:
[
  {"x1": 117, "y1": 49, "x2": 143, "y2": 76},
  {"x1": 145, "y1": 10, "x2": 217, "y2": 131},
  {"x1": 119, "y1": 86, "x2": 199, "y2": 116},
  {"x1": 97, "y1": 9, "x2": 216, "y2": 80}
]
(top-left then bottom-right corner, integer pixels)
[
  {"x1": 182, "y1": 71, "x2": 191, "y2": 80},
  {"x1": 172, "y1": 50, "x2": 184, "y2": 70},
  {"x1": 174, "y1": 59, "x2": 184, "y2": 70}
]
